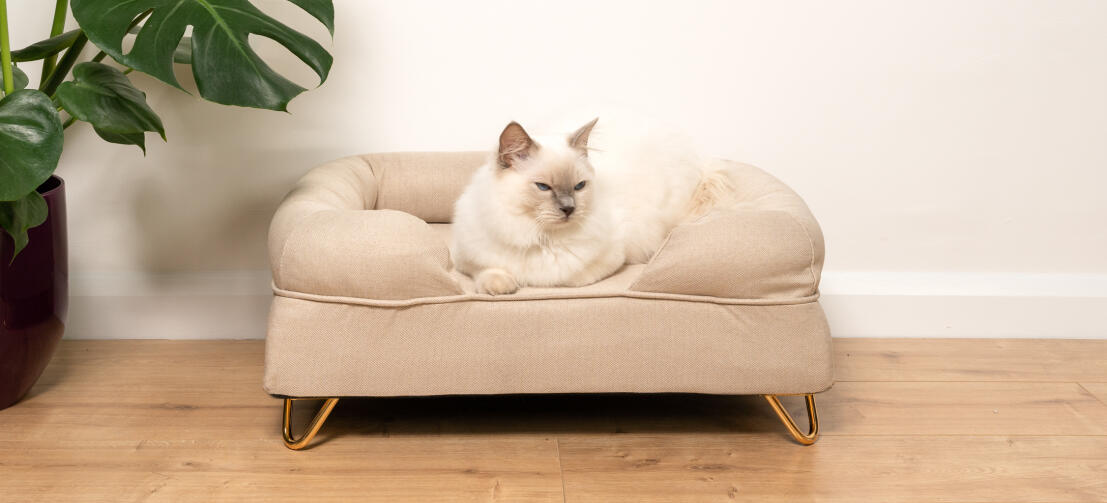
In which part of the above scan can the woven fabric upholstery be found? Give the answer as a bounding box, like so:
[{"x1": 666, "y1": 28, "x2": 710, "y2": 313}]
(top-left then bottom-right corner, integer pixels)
[
  {"x1": 268, "y1": 154, "x2": 824, "y2": 304},
  {"x1": 265, "y1": 152, "x2": 833, "y2": 397},
  {"x1": 369, "y1": 151, "x2": 487, "y2": 223},
  {"x1": 630, "y1": 160, "x2": 824, "y2": 299},
  {"x1": 264, "y1": 295, "x2": 833, "y2": 397}
]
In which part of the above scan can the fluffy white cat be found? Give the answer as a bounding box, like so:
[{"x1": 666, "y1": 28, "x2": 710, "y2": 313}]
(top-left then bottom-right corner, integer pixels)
[{"x1": 451, "y1": 116, "x2": 731, "y2": 295}]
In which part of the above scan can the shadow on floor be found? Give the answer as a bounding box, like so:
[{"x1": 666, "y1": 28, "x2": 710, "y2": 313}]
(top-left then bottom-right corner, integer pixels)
[{"x1": 288, "y1": 393, "x2": 808, "y2": 447}]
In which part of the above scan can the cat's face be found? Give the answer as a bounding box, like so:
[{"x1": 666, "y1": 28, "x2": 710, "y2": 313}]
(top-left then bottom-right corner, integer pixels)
[{"x1": 494, "y1": 119, "x2": 598, "y2": 229}]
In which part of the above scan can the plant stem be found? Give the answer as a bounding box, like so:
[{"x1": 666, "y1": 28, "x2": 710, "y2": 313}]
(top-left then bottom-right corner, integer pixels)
[
  {"x1": 39, "y1": 0, "x2": 69, "y2": 87},
  {"x1": 41, "y1": 31, "x2": 86, "y2": 97},
  {"x1": 62, "y1": 115, "x2": 76, "y2": 128},
  {"x1": 0, "y1": 0, "x2": 14, "y2": 96}
]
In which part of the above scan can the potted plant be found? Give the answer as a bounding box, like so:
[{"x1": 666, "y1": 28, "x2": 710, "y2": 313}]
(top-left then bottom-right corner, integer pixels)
[{"x1": 0, "y1": 0, "x2": 334, "y2": 409}]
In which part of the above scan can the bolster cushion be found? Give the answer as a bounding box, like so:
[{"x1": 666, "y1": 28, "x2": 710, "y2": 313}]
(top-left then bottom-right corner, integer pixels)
[
  {"x1": 629, "y1": 161, "x2": 825, "y2": 300},
  {"x1": 269, "y1": 156, "x2": 464, "y2": 300},
  {"x1": 630, "y1": 209, "x2": 820, "y2": 299},
  {"x1": 276, "y1": 209, "x2": 462, "y2": 300}
]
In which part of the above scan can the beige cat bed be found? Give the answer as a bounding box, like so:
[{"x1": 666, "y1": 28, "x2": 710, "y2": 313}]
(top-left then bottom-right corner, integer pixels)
[{"x1": 266, "y1": 152, "x2": 832, "y2": 449}]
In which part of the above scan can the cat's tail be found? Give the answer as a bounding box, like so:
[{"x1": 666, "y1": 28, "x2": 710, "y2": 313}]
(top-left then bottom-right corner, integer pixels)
[{"x1": 686, "y1": 165, "x2": 737, "y2": 219}]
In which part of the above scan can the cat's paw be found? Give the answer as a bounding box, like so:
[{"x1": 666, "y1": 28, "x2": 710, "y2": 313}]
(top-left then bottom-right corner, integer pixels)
[{"x1": 475, "y1": 269, "x2": 519, "y2": 295}]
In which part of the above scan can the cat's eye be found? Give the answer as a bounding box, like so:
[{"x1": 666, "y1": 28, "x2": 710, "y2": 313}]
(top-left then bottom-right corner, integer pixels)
[
  {"x1": 574, "y1": 181, "x2": 587, "y2": 191},
  {"x1": 535, "y1": 183, "x2": 551, "y2": 191}
]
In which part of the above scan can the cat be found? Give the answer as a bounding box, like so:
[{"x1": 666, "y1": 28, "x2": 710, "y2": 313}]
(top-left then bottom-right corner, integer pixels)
[{"x1": 451, "y1": 117, "x2": 732, "y2": 295}]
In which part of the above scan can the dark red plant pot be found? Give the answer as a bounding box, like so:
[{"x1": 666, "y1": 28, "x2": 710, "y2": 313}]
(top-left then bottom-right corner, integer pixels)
[{"x1": 0, "y1": 176, "x2": 67, "y2": 410}]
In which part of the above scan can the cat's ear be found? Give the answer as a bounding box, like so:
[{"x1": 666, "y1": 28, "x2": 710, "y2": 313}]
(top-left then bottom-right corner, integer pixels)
[
  {"x1": 498, "y1": 121, "x2": 537, "y2": 169},
  {"x1": 568, "y1": 117, "x2": 599, "y2": 152}
]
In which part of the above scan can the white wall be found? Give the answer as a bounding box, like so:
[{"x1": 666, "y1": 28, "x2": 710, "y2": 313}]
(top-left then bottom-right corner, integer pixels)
[{"x1": 9, "y1": 1, "x2": 1106, "y2": 338}]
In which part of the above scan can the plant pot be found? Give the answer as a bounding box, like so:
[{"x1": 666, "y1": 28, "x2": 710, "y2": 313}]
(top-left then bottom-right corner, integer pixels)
[{"x1": 0, "y1": 176, "x2": 68, "y2": 410}]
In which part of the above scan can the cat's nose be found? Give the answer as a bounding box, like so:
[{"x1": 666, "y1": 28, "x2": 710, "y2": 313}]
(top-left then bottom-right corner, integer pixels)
[{"x1": 557, "y1": 195, "x2": 575, "y2": 217}]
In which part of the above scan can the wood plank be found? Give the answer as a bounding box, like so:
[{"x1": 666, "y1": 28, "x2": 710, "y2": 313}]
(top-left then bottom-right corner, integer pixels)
[
  {"x1": 459, "y1": 384, "x2": 1107, "y2": 438},
  {"x1": 2, "y1": 341, "x2": 272, "y2": 442},
  {"x1": 814, "y1": 381, "x2": 1107, "y2": 436},
  {"x1": 0, "y1": 438, "x2": 564, "y2": 502},
  {"x1": 2, "y1": 341, "x2": 565, "y2": 502},
  {"x1": 24, "y1": 340, "x2": 263, "y2": 401},
  {"x1": 1082, "y1": 383, "x2": 1107, "y2": 406},
  {"x1": 557, "y1": 435, "x2": 1107, "y2": 502},
  {"x1": 5, "y1": 339, "x2": 1107, "y2": 502},
  {"x1": 11, "y1": 343, "x2": 1107, "y2": 440},
  {"x1": 6, "y1": 340, "x2": 565, "y2": 500},
  {"x1": 834, "y1": 338, "x2": 1107, "y2": 382},
  {"x1": 10, "y1": 381, "x2": 1105, "y2": 443}
]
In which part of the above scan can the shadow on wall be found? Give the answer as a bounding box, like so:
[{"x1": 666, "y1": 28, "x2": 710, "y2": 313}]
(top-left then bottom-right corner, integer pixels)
[
  {"x1": 57, "y1": 3, "x2": 404, "y2": 275},
  {"x1": 123, "y1": 23, "x2": 361, "y2": 273},
  {"x1": 130, "y1": 148, "x2": 334, "y2": 272}
]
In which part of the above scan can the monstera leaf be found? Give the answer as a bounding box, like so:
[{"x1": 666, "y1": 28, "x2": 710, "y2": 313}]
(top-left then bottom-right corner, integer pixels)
[
  {"x1": 0, "y1": 192, "x2": 48, "y2": 258},
  {"x1": 0, "y1": 90, "x2": 64, "y2": 201},
  {"x1": 11, "y1": 30, "x2": 82, "y2": 62},
  {"x1": 70, "y1": 0, "x2": 334, "y2": 112},
  {"x1": 126, "y1": 26, "x2": 194, "y2": 64},
  {"x1": 0, "y1": 90, "x2": 63, "y2": 257},
  {"x1": 0, "y1": 65, "x2": 29, "y2": 91},
  {"x1": 94, "y1": 128, "x2": 150, "y2": 153},
  {"x1": 56, "y1": 62, "x2": 165, "y2": 153}
]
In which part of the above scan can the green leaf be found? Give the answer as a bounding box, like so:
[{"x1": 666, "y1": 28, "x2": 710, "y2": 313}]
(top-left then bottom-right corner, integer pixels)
[
  {"x1": 0, "y1": 65, "x2": 29, "y2": 91},
  {"x1": 11, "y1": 29, "x2": 82, "y2": 62},
  {"x1": 0, "y1": 190, "x2": 48, "y2": 259},
  {"x1": 288, "y1": 0, "x2": 334, "y2": 35},
  {"x1": 71, "y1": 0, "x2": 334, "y2": 112},
  {"x1": 0, "y1": 90, "x2": 64, "y2": 201},
  {"x1": 128, "y1": 26, "x2": 191, "y2": 64},
  {"x1": 95, "y1": 126, "x2": 147, "y2": 154},
  {"x1": 173, "y1": 36, "x2": 192, "y2": 65},
  {"x1": 55, "y1": 62, "x2": 165, "y2": 143}
]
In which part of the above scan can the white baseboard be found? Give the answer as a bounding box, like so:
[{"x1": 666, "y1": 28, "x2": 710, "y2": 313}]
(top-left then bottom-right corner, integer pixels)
[
  {"x1": 67, "y1": 271, "x2": 272, "y2": 340},
  {"x1": 820, "y1": 272, "x2": 1107, "y2": 338},
  {"x1": 64, "y1": 270, "x2": 1107, "y2": 339}
]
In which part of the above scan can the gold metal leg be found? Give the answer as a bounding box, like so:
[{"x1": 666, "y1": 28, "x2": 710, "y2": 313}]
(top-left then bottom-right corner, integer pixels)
[
  {"x1": 763, "y1": 394, "x2": 819, "y2": 445},
  {"x1": 282, "y1": 398, "x2": 339, "y2": 450}
]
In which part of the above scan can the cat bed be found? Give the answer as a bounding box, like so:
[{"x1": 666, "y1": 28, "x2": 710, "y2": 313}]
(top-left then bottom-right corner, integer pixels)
[{"x1": 266, "y1": 152, "x2": 832, "y2": 448}]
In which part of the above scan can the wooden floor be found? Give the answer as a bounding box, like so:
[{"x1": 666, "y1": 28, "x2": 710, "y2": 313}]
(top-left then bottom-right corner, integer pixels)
[{"x1": 1, "y1": 339, "x2": 1106, "y2": 502}]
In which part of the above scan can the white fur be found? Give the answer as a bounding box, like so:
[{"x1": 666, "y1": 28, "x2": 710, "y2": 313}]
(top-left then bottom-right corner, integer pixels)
[
  {"x1": 452, "y1": 115, "x2": 714, "y2": 294},
  {"x1": 587, "y1": 117, "x2": 706, "y2": 263}
]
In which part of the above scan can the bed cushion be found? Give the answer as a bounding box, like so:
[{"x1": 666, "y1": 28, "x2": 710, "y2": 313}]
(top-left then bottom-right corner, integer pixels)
[
  {"x1": 277, "y1": 210, "x2": 462, "y2": 300},
  {"x1": 263, "y1": 294, "x2": 834, "y2": 397},
  {"x1": 265, "y1": 152, "x2": 834, "y2": 398},
  {"x1": 629, "y1": 208, "x2": 819, "y2": 299},
  {"x1": 268, "y1": 153, "x2": 825, "y2": 306}
]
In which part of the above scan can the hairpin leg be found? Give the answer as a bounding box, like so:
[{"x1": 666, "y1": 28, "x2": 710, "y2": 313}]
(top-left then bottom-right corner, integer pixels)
[
  {"x1": 282, "y1": 398, "x2": 340, "y2": 450},
  {"x1": 763, "y1": 394, "x2": 819, "y2": 445}
]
